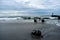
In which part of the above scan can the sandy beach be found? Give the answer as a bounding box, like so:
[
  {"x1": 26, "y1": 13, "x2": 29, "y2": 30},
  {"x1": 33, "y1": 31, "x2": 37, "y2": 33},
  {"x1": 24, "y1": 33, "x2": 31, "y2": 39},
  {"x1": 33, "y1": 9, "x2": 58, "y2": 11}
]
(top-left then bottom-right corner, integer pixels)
[{"x1": 0, "y1": 22, "x2": 60, "y2": 40}]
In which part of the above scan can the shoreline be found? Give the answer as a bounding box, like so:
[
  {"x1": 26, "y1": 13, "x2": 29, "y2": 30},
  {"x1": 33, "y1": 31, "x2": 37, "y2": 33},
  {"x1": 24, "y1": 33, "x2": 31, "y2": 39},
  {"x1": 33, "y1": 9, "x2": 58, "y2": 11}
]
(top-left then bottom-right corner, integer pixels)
[{"x1": 0, "y1": 22, "x2": 60, "y2": 40}]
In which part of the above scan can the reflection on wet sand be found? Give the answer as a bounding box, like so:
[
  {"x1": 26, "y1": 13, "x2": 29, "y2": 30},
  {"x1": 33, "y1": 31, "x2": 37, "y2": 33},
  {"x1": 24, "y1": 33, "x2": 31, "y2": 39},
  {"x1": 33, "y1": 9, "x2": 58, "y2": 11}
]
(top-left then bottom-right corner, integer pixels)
[{"x1": 0, "y1": 21, "x2": 60, "y2": 40}]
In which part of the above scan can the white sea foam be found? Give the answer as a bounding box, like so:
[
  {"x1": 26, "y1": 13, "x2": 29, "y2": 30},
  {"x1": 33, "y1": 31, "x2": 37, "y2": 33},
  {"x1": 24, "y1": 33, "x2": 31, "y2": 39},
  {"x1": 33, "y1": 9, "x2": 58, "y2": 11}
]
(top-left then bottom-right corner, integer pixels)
[
  {"x1": 0, "y1": 17, "x2": 34, "y2": 23},
  {"x1": 46, "y1": 19, "x2": 60, "y2": 26},
  {"x1": 0, "y1": 17, "x2": 60, "y2": 26}
]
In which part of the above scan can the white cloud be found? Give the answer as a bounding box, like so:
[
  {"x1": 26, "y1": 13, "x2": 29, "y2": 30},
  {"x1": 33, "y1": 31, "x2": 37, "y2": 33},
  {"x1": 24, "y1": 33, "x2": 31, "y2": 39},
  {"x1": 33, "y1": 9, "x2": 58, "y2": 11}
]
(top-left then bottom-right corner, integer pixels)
[
  {"x1": 13, "y1": 0, "x2": 60, "y2": 9},
  {"x1": 0, "y1": 0, "x2": 60, "y2": 9},
  {"x1": 28, "y1": 0, "x2": 60, "y2": 9}
]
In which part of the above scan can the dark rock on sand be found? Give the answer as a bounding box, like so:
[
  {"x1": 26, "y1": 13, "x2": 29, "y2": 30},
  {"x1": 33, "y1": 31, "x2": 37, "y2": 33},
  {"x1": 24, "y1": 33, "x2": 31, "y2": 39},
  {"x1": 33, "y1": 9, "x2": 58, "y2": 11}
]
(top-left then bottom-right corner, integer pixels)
[{"x1": 31, "y1": 30, "x2": 43, "y2": 39}]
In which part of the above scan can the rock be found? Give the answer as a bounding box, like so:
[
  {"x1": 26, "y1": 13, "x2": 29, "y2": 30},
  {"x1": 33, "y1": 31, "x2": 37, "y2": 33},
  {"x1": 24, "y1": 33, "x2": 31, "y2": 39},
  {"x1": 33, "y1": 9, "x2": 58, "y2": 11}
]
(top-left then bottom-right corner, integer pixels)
[
  {"x1": 31, "y1": 30, "x2": 43, "y2": 38},
  {"x1": 41, "y1": 19, "x2": 45, "y2": 23},
  {"x1": 34, "y1": 19, "x2": 37, "y2": 23}
]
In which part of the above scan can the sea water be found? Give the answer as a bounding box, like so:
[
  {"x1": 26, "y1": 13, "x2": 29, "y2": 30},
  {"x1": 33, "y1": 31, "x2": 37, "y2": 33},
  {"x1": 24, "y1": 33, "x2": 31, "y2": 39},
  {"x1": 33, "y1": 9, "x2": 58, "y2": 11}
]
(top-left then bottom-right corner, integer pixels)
[
  {"x1": 0, "y1": 17, "x2": 34, "y2": 23},
  {"x1": 0, "y1": 17, "x2": 60, "y2": 26},
  {"x1": 46, "y1": 19, "x2": 60, "y2": 26}
]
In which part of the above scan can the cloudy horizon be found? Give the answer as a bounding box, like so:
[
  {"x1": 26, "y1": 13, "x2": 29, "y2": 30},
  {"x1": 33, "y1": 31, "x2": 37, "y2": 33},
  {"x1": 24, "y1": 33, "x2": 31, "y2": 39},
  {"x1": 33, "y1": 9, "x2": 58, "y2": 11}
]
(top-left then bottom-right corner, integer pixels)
[{"x1": 0, "y1": 0, "x2": 60, "y2": 16}]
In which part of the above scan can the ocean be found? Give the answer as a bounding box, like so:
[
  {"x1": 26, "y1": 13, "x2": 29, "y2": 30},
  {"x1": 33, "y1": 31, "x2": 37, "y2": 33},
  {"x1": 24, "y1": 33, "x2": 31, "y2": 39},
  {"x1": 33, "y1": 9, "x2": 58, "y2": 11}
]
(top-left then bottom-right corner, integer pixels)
[{"x1": 0, "y1": 17, "x2": 60, "y2": 26}]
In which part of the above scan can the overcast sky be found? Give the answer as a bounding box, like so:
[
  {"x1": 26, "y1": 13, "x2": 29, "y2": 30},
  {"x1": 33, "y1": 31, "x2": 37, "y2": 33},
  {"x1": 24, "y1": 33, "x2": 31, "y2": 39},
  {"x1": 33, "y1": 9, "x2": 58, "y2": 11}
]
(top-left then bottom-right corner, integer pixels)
[{"x1": 0, "y1": 0, "x2": 60, "y2": 15}]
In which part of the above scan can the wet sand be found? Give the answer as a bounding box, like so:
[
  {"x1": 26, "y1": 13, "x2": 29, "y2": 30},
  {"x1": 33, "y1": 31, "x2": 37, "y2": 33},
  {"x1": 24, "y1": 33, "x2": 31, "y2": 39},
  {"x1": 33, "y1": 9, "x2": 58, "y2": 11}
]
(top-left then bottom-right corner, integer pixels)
[{"x1": 0, "y1": 22, "x2": 60, "y2": 40}]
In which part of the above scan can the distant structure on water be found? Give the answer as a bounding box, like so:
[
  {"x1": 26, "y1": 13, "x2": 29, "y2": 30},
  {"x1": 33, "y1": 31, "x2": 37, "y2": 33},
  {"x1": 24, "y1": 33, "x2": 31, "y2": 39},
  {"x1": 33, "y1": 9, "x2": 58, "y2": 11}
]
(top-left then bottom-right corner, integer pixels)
[{"x1": 51, "y1": 13, "x2": 60, "y2": 19}]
